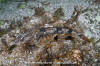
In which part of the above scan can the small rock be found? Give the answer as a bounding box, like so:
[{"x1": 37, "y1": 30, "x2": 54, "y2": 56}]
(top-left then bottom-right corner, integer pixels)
[{"x1": 96, "y1": 16, "x2": 100, "y2": 22}]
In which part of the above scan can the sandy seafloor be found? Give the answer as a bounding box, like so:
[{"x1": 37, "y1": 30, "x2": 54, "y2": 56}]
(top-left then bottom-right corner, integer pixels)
[
  {"x1": 0, "y1": 0, "x2": 100, "y2": 45},
  {"x1": 0, "y1": 0, "x2": 100, "y2": 66},
  {"x1": 0, "y1": 0, "x2": 89, "y2": 21}
]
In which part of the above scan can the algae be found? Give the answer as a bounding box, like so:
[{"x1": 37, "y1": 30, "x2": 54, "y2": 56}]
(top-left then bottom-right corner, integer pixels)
[
  {"x1": 53, "y1": 7, "x2": 64, "y2": 21},
  {"x1": 0, "y1": 20, "x2": 4, "y2": 26},
  {"x1": 17, "y1": 3, "x2": 27, "y2": 9}
]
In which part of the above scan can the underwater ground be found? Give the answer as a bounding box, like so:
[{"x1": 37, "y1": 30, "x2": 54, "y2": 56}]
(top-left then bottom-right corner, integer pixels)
[{"x1": 0, "y1": 0, "x2": 100, "y2": 66}]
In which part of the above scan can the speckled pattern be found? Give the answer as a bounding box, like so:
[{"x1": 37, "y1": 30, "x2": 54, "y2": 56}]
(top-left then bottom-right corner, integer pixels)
[{"x1": 0, "y1": 0, "x2": 100, "y2": 66}]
